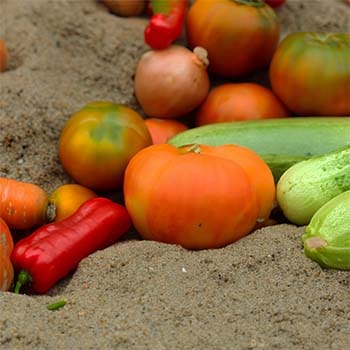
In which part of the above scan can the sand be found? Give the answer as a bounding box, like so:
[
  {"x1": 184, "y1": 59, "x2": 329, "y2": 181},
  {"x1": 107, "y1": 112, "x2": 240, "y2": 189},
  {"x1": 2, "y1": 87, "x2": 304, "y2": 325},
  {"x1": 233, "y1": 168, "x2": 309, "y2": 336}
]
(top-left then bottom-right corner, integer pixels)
[{"x1": 0, "y1": 0, "x2": 349, "y2": 349}]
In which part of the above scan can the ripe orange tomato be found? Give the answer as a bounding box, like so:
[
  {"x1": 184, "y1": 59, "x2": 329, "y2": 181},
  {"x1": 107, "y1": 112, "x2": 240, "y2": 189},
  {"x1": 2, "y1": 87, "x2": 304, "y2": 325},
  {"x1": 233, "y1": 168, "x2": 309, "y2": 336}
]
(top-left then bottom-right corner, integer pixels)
[
  {"x1": 205, "y1": 144, "x2": 276, "y2": 223},
  {"x1": 196, "y1": 83, "x2": 290, "y2": 126},
  {"x1": 49, "y1": 184, "x2": 97, "y2": 222},
  {"x1": 124, "y1": 143, "x2": 275, "y2": 249},
  {"x1": 0, "y1": 39, "x2": 8, "y2": 72},
  {"x1": 144, "y1": 118, "x2": 188, "y2": 144},
  {"x1": 59, "y1": 101, "x2": 152, "y2": 191},
  {"x1": 186, "y1": 0, "x2": 280, "y2": 78},
  {"x1": 270, "y1": 32, "x2": 350, "y2": 116}
]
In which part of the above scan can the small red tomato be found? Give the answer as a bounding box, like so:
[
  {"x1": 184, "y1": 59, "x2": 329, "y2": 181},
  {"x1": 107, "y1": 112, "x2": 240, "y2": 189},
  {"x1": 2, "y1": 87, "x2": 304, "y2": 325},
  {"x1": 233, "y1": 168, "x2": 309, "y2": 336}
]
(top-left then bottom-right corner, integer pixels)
[
  {"x1": 264, "y1": 0, "x2": 285, "y2": 7},
  {"x1": 196, "y1": 83, "x2": 290, "y2": 126},
  {"x1": 144, "y1": 118, "x2": 188, "y2": 144},
  {"x1": 59, "y1": 101, "x2": 152, "y2": 191},
  {"x1": 49, "y1": 184, "x2": 97, "y2": 222}
]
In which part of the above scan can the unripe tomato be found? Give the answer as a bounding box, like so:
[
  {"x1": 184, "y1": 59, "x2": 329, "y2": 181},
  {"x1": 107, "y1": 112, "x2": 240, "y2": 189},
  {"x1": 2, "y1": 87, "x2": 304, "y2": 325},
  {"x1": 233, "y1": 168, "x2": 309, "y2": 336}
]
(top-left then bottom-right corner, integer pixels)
[
  {"x1": 59, "y1": 101, "x2": 152, "y2": 191},
  {"x1": 186, "y1": 0, "x2": 280, "y2": 78},
  {"x1": 124, "y1": 143, "x2": 275, "y2": 249},
  {"x1": 270, "y1": 32, "x2": 350, "y2": 116}
]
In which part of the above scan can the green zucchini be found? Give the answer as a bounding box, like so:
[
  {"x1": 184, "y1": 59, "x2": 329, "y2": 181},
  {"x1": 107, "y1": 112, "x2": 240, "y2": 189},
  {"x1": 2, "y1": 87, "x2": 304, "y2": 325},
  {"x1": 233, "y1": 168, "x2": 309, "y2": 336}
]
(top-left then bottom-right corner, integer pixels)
[
  {"x1": 276, "y1": 145, "x2": 350, "y2": 225},
  {"x1": 168, "y1": 117, "x2": 350, "y2": 181},
  {"x1": 302, "y1": 190, "x2": 350, "y2": 270}
]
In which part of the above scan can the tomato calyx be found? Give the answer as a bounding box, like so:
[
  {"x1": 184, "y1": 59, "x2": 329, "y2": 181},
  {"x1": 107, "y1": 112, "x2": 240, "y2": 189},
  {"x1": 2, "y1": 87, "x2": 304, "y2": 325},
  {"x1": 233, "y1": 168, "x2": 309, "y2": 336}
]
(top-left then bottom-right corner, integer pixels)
[
  {"x1": 233, "y1": 0, "x2": 265, "y2": 7},
  {"x1": 306, "y1": 33, "x2": 350, "y2": 49},
  {"x1": 179, "y1": 143, "x2": 202, "y2": 154}
]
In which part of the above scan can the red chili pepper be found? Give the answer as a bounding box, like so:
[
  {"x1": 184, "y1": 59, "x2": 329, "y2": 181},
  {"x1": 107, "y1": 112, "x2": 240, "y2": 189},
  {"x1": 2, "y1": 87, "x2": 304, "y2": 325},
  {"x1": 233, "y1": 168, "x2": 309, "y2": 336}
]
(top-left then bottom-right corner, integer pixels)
[
  {"x1": 11, "y1": 197, "x2": 131, "y2": 294},
  {"x1": 264, "y1": 0, "x2": 286, "y2": 7},
  {"x1": 144, "y1": 0, "x2": 188, "y2": 50}
]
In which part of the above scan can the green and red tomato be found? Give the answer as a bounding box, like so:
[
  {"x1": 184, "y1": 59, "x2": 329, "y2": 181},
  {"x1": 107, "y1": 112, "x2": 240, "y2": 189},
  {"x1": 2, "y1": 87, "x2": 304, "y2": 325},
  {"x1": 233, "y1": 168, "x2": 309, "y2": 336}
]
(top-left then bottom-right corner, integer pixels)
[
  {"x1": 123, "y1": 143, "x2": 275, "y2": 249},
  {"x1": 270, "y1": 32, "x2": 350, "y2": 116},
  {"x1": 186, "y1": 0, "x2": 280, "y2": 78},
  {"x1": 59, "y1": 101, "x2": 152, "y2": 191}
]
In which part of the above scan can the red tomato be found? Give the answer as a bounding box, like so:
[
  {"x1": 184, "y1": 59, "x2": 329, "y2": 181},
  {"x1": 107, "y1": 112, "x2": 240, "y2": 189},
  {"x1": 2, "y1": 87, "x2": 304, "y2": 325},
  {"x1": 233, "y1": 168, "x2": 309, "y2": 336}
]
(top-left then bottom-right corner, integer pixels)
[
  {"x1": 270, "y1": 32, "x2": 350, "y2": 116},
  {"x1": 264, "y1": 0, "x2": 285, "y2": 7},
  {"x1": 196, "y1": 83, "x2": 290, "y2": 126},
  {"x1": 49, "y1": 184, "x2": 97, "y2": 222},
  {"x1": 186, "y1": 0, "x2": 280, "y2": 78},
  {"x1": 123, "y1": 143, "x2": 275, "y2": 249},
  {"x1": 59, "y1": 101, "x2": 152, "y2": 191},
  {"x1": 144, "y1": 118, "x2": 188, "y2": 144}
]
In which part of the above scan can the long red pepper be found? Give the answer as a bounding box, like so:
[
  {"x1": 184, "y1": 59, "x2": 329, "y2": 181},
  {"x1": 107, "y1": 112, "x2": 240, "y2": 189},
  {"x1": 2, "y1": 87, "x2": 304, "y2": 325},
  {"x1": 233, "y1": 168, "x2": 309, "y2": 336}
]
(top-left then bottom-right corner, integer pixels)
[
  {"x1": 11, "y1": 197, "x2": 131, "y2": 294},
  {"x1": 144, "y1": 0, "x2": 188, "y2": 50}
]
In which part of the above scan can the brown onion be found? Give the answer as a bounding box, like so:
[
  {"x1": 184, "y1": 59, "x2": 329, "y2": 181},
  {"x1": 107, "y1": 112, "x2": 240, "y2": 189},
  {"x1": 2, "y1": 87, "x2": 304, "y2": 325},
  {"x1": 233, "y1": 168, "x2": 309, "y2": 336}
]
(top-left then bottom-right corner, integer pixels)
[
  {"x1": 102, "y1": 0, "x2": 145, "y2": 17},
  {"x1": 134, "y1": 45, "x2": 210, "y2": 119}
]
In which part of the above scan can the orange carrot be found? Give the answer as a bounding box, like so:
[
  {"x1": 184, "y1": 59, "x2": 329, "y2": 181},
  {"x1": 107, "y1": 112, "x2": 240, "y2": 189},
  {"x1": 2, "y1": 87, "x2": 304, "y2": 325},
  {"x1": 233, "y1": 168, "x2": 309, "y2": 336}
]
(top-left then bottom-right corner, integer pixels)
[
  {"x1": 0, "y1": 39, "x2": 8, "y2": 72},
  {"x1": 0, "y1": 218, "x2": 14, "y2": 291},
  {"x1": 0, "y1": 177, "x2": 52, "y2": 230}
]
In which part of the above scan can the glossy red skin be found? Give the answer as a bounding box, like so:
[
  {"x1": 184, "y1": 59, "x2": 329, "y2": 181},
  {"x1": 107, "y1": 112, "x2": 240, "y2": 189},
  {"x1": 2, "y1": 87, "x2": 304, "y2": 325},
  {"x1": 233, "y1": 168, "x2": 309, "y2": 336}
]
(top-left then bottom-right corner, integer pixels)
[
  {"x1": 264, "y1": 0, "x2": 285, "y2": 7},
  {"x1": 270, "y1": 32, "x2": 350, "y2": 116},
  {"x1": 144, "y1": 0, "x2": 188, "y2": 49},
  {"x1": 59, "y1": 101, "x2": 152, "y2": 191},
  {"x1": 186, "y1": 0, "x2": 280, "y2": 78},
  {"x1": 11, "y1": 197, "x2": 131, "y2": 293}
]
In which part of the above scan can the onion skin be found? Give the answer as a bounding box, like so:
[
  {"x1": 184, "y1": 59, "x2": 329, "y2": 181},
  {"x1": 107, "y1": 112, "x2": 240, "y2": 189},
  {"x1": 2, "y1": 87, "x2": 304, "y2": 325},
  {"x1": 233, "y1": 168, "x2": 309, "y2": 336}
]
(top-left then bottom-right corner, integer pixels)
[
  {"x1": 134, "y1": 45, "x2": 210, "y2": 119},
  {"x1": 102, "y1": 0, "x2": 145, "y2": 17}
]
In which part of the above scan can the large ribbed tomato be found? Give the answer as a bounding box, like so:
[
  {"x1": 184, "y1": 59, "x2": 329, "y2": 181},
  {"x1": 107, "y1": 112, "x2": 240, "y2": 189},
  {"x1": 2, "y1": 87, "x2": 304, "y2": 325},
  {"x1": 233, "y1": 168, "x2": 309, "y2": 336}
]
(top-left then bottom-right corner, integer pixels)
[
  {"x1": 270, "y1": 32, "x2": 350, "y2": 116},
  {"x1": 186, "y1": 0, "x2": 280, "y2": 78},
  {"x1": 123, "y1": 143, "x2": 275, "y2": 249}
]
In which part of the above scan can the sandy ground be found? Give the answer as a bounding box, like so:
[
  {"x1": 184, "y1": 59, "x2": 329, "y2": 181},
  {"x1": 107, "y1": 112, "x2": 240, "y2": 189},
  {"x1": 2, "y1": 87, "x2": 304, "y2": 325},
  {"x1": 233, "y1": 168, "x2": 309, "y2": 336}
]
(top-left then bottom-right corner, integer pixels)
[{"x1": 0, "y1": 0, "x2": 350, "y2": 349}]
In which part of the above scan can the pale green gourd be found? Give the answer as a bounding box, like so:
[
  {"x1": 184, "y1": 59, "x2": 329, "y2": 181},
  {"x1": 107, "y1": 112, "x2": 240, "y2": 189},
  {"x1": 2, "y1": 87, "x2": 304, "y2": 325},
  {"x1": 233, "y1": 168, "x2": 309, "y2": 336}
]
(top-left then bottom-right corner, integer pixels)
[
  {"x1": 276, "y1": 146, "x2": 350, "y2": 225},
  {"x1": 302, "y1": 190, "x2": 350, "y2": 270}
]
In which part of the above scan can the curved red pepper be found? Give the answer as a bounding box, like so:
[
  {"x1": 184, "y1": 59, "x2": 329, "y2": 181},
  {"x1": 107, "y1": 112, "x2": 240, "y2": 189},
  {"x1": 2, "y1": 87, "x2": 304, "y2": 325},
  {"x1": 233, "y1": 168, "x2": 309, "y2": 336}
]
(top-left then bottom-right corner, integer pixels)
[
  {"x1": 144, "y1": 0, "x2": 188, "y2": 50},
  {"x1": 264, "y1": 0, "x2": 286, "y2": 7},
  {"x1": 11, "y1": 197, "x2": 131, "y2": 294}
]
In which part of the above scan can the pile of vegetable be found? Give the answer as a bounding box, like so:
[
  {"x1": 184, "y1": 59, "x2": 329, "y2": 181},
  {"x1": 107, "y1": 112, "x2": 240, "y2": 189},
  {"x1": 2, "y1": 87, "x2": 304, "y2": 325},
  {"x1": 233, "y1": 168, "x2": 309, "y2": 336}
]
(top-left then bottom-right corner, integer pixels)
[{"x1": 1, "y1": 0, "x2": 349, "y2": 296}]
